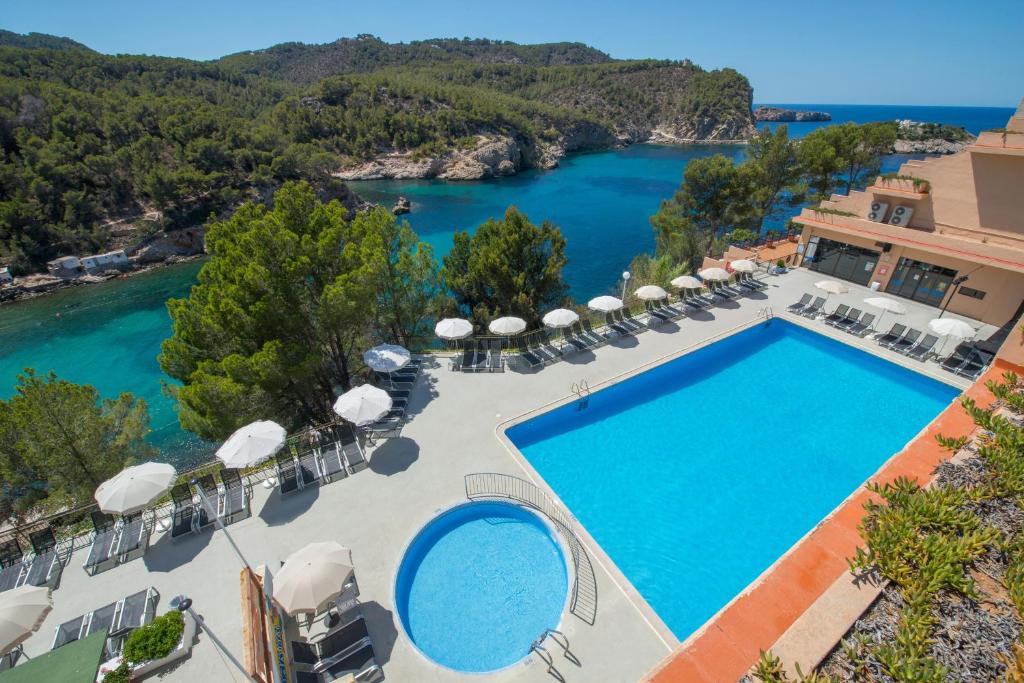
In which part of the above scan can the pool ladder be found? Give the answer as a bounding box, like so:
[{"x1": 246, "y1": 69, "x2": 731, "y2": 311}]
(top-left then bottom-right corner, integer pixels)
[
  {"x1": 758, "y1": 305, "x2": 774, "y2": 320},
  {"x1": 530, "y1": 628, "x2": 580, "y2": 681},
  {"x1": 570, "y1": 380, "x2": 590, "y2": 411}
]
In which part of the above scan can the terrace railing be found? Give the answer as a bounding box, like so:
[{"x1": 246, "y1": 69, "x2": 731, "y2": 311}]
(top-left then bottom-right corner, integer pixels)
[{"x1": 464, "y1": 472, "x2": 597, "y2": 626}]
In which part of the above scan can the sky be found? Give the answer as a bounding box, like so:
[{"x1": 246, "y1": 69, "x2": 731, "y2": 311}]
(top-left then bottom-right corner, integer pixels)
[{"x1": 4, "y1": 0, "x2": 1021, "y2": 107}]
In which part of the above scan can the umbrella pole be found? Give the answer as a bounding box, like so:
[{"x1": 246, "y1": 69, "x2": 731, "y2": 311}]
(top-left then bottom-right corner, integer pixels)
[{"x1": 195, "y1": 483, "x2": 251, "y2": 569}]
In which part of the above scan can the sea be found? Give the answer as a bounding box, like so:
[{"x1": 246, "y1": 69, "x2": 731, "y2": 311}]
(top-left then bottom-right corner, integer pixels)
[{"x1": 0, "y1": 104, "x2": 1013, "y2": 466}]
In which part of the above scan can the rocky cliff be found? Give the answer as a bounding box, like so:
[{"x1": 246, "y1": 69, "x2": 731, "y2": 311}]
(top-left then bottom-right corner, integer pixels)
[{"x1": 754, "y1": 106, "x2": 831, "y2": 122}]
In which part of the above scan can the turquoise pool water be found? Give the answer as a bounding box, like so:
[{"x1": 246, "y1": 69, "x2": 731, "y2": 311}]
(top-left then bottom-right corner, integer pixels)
[
  {"x1": 395, "y1": 501, "x2": 568, "y2": 672},
  {"x1": 507, "y1": 320, "x2": 959, "y2": 640}
]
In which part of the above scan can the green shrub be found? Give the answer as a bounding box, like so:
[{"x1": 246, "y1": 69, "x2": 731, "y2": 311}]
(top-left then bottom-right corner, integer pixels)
[
  {"x1": 123, "y1": 611, "x2": 185, "y2": 664},
  {"x1": 102, "y1": 663, "x2": 131, "y2": 683}
]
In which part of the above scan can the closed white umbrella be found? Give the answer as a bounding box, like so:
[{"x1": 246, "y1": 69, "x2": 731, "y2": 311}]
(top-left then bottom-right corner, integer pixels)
[
  {"x1": 333, "y1": 385, "x2": 393, "y2": 426},
  {"x1": 216, "y1": 420, "x2": 287, "y2": 469},
  {"x1": 730, "y1": 259, "x2": 756, "y2": 274},
  {"x1": 542, "y1": 308, "x2": 579, "y2": 329},
  {"x1": 0, "y1": 586, "x2": 52, "y2": 654},
  {"x1": 488, "y1": 316, "x2": 526, "y2": 336},
  {"x1": 928, "y1": 318, "x2": 976, "y2": 356},
  {"x1": 362, "y1": 344, "x2": 411, "y2": 373},
  {"x1": 273, "y1": 542, "x2": 355, "y2": 615},
  {"x1": 671, "y1": 275, "x2": 703, "y2": 290},
  {"x1": 587, "y1": 296, "x2": 623, "y2": 313},
  {"x1": 815, "y1": 280, "x2": 849, "y2": 295},
  {"x1": 434, "y1": 318, "x2": 473, "y2": 340},
  {"x1": 863, "y1": 296, "x2": 907, "y2": 331},
  {"x1": 94, "y1": 462, "x2": 177, "y2": 516},
  {"x1": 634, "y1": 285, "x2": 668, "y2": 301},
  {"x1": 699, "y1": 268, "x2": 731, "y2": 282}
]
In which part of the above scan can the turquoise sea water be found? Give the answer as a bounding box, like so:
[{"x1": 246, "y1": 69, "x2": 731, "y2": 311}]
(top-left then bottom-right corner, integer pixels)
[
  {"x1": 507, "y1": 320, "x2": 960, "y2": 641},
  {"x1": 394, "y1": 501, "x2": 568, "y2": 672},
  {"x1": 0, "y1": 104, "x2": 1007, "y2": 464}
]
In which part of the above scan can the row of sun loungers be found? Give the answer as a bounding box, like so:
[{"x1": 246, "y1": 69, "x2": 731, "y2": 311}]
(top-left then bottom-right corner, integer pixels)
[
  {"x1": 169, "y1": 468, "x2": 252, "y2": 540},
  {"x1": 291, "y1": 606, "x2": 384, "y2": 683},
  {"x1": 84, "y1": 509, "x2": 151, "y2": 575},
  {"x1": 451, "y1": 339, "x2": 504, "y2": 372},
  {"x1": 276, "y1": 424, "x2": 368, "y2": 496},
  {"x1": 0, "y1": 527, "x2": 64, "y2": 592},
  {"x1": 52, "y1": 587, "x2": 159, "y2": 659},
  {"x1": 788, "y1": 292, "x2": 991, "y2": 378}
]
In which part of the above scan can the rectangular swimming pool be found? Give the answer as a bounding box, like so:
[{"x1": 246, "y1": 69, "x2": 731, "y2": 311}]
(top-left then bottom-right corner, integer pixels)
[{"x1": 506, "y1": 319, "x2": 960, "y2": 641}]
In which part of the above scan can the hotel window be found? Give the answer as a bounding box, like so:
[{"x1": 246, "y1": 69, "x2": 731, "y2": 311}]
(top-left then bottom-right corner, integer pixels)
[
  {"x1": 804, "y1": 237, "x2": 880, "y2": 286},
  {"x1": 885, "y1": 258, "x2": 958, "y2": 308},
  {"x1": 959, "y1": 287, "x2": 986, "y2": 300}
]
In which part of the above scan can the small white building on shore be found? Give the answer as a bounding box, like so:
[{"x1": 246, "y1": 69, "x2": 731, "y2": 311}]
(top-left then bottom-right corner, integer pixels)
[
  {"x1": 0, "y1": 266, "x2": 12, "y2": 285},
  {"x1": 80, "y1": 249, "x2": 129, "y2": 272},
  {"x1": 46, "y1": 255, "x2": 84, "y2": 277}
]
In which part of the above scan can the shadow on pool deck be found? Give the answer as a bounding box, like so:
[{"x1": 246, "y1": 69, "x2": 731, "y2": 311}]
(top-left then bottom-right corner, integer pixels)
[
  {"x1": 361, "y1": 600, "x2": 399, "y2": 666},
  {"x1": 258, "y1": 486, "x2": 321, "y2": 527},
  {"x1": 143, "y1": 525, "x2": 214, "y2": 573},
  {"x1": 370, "y1": 437, "x2": 420, "y2": 476}
]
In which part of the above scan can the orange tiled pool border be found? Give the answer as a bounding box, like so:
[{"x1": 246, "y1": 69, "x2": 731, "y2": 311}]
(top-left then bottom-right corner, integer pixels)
[{"x1": 644, "y1": 360, "x2": 1016, "y2": 682}]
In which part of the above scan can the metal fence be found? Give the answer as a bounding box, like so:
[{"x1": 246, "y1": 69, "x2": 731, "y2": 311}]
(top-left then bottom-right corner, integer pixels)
[{"x1": 464, "y1": 472, "x2": 597, "y2": 626}]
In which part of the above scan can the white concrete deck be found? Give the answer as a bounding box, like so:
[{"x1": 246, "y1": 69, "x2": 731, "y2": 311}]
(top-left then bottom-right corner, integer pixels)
[{"x1": 19, "y1": 268, "x2": 992, "y2": 683}]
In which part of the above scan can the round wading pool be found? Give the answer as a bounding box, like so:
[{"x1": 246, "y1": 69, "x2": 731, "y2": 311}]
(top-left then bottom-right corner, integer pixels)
[{"x1": 394, "y1": 501, "x2": 569, "y2": 672}]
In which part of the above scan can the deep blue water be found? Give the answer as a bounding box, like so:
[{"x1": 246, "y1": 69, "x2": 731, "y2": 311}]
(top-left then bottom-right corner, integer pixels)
[
  {"x1": 757, "y1": 103, "x2": 1014, "y2": 137},
  {"x1": 507, "y1": 320, "x2": 960, "y2": 641},
  {"x1": 1, "y1": 104, "x2": 1004, "y2": 464},
  {"x1": 394, "y1": 501, "x2": 568, "y2": 672}
]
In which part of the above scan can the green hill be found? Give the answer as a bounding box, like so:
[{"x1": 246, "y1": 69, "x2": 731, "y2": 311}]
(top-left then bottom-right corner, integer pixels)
[{"x1": 0, "y1": 29, "x2": 93, "y2": 52}]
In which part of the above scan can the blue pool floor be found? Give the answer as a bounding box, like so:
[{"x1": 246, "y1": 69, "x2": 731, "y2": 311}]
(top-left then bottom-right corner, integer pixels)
[{"x1": 508, "y1": 320, "x2": 959, "y2": 640}]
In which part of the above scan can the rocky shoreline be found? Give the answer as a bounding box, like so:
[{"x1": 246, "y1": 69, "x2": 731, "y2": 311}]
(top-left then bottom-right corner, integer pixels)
[
  {"x1": 892, "y1": 137, "x2": 973, "y2": 155},
  {"x1": 754, "y1": 106, "x2": 831, "y2": 122}
]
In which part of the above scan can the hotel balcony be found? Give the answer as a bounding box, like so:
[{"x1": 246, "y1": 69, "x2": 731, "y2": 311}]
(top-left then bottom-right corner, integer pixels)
[
  {"x1": 969, "y1": 129, "x2": 1024, "y2": 157},
  {"x1": 867, "y1": 175, "x2": 931, "y2": 201}
]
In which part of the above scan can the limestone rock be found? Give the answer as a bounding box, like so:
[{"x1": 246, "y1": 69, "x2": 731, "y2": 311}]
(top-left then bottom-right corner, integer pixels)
[
  {"x1": 754, "y1": 106, "x2": 831, "y2": 122},
  {"x1": 392, "y1": 196, "x2": 412, "y2": 215}
]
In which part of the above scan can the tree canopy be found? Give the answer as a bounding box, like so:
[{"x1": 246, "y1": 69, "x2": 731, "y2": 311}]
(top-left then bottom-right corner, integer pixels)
[
  {"x1": 0, "y1": 369, "x2": 152, "y2": 516},
  {"x1": 442, "y1": 206, "x2": 569, "y2": 329},
  {"x1": 159, "y1": 181, "x2": 444, "y2": 439}
]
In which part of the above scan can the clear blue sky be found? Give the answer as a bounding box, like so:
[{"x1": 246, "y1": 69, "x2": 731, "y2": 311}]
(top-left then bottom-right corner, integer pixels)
[{"x1": 4, "y1": 0, "x2": 1021, "y2": 106}]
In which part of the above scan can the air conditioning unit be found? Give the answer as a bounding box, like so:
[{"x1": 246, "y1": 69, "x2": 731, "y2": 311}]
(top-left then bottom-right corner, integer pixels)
[
  {"x1": 888, "y1": 205, "x2": 914, "y2": 227},
  {"x1": 867, "y1": 201, "x2": 889, "y2": 222}
]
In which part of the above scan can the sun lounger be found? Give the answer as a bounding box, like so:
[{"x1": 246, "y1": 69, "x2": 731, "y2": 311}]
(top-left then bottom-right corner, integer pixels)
[
  {"x1": 606, "y1": 311, "x2": 631, "y2": 336},
  {"x1": 514, "y1": 335, "x2": 547, "y2": 368},
  {"x1": 832, "y1": 308, "x2": 862, "y2": 329},
  {"x1": 24, "y1": 527, "x2": 62, "y2": 588},
  {"x1": 0, "y1": 538, "x2": 22, "y2": 569},
  {"x1": 821, "y1": 304, "x2": 850, "y2": 326},
  {"x1": 0, "y1": 562, "x2": 23, "y2": 593},
  {"x1": 955, "y1": 352, "x2": 989, "y2": 380},
  {"x1": 169, "y1": 483, "x2": 196, "y2": 539},
  {"x1": 875, "y1": 323, "x2": 907, "y2": 346},
  {"x1": 311, "y1": 613, "x2": 371, "y2": 668},
  {"x1": 318, "y1": 441, "x2": 348, "y2": 482},
  {"x1": 904, "y1": 334, "x2": 939, "y2": 360},
  {"x1": 219, "y1": 468, "x2": 251, "y2": 523},
  {"x1": 275, "y1": 452, "x2": 300, "y2": 495},
  {"x1": 800, "y1": 297, "x2": 826, "y2": 318},
  {"x1": 319, "y1": 642, "x2": 382, "y2": 681},
  {"x1": 195, "y1": 474, "x2": 220, "y2": 528},
  {"x1": 52, "y1": 614, "x2": 86, "y2": 649},
  {"x1": 84, "y1": 511, "x2": 118, "y2": 575},
  {"x1": 338, "y1": 425, "x2": 369, "y2": 472},
  {"x1": 787, "y1": 293, "x2": 812, "y2": 313},
  {"x1": 115, "y1": 512, "x2": 149, "y2": 563},
  {"x1": 645, "y1": 301, "x2": 673, "y2": 325},
  {"x1": 486, "y1": 338, "x2": 504, "y2": 371},
  {"x1": 843, "y1": 312, "x2": 876, "y2": 337},
  {"x1": 297, "y1": 448, "x2": 321, "y2": 489},
  {"x1": 887, "y1": 328, "x2": 921, "y2": 353},
  {"x1": 940, "y1": 343, "x2": 973, "y2": 372},
  {"x1": 581, "y1": 319, "x2": 607, "y2": 346}
]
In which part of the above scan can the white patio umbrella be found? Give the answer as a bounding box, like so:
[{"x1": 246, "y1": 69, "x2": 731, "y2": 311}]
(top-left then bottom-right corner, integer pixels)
[
  {"x1": 542, "y1": 308, "x2": 579, "y2": 329},
  {"x1": 587, "y1": 296, "x2": 623, "y2": 313},
  {"x1": 863, "y1": 296, "x2": 907, "y2": 331},
  {"x1": 362, "y1": 344, "x2": 411, "y2": 374},
  {"x1": 815, "y1": 280, "x2": 849, "y2": 296},
  {"x1": 94, "y1": 462, "x2": 177, "y2": 516},
  {"x1": 634, "y1": 285, "x2": 668, "y2": 301},
  {"x1": 0, "y1": 586, "x2": 52, "y2": 655},
  {"x1": 928, "y1": 317, "x2": 976, "y2": 356},
  {"x1": 488, "y1": 316, "x2": 527, "y2": 336},
  {"x1": 273, "y1": 542, "x2": 355, "y2": 615},
  {"x1": 333, "y1": 385, "x2": 393, "y2": 426},
  {"x1": 698, "y1": 268, "x2": 731, "y2": 282},
  {"x1": 216, "y1": 420, "x2": 287, "y2": 469},
  {"x1": 670, "y1": 275, "x2": 703, "y2": 291},
  {"x1": 434, "y1": 317, "x2": 473, "y2": 340},
  {"x1": 730, "y1": 259, "x2": 756, "y2": 274}
]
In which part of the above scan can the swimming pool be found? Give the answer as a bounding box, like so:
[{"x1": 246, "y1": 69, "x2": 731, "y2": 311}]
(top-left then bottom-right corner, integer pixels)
[
  {"x1": 506, "y1": 319, "x2": 960, "y2": 641},
  {"x1": 394, "y1": 501, "x2": 569, "y2": 672}
]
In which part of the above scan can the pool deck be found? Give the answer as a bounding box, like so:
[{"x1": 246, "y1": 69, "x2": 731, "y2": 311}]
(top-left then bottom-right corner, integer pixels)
[{"x1": 18, "y1": 268, "x2": 992, "y2": 683}]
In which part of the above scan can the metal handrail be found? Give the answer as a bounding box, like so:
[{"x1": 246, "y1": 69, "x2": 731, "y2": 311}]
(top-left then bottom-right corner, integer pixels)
[{"x1": 465, "y1": 473, "x2": 597, "y2": 626}]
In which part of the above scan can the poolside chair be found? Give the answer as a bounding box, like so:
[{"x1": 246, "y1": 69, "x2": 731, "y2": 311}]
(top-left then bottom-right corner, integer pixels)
[
  {"x1": 843, "y1": 312, "x2": 876, "y2": 337},
  {"x1": 606, "y1": 311, "x2": 631, "y2": 336},
  {"x1": 887, "y1": 328, "x2": 921, "y2": 353},
  {"x1": 831, "y1": 308, "x2": 862, "y2": 329},
  {"x1": 821, "y1": 304, "x2": 850, "y2": 326},
  {"x1": 875, "y1": 323, "x2": 907, "y2": 346},
  {"x1": 338, "y1": 425, "x2": 369, "y2": 473},
  {"x1": 169, "y1": 483, "x2": 196, "y2": 539},
  {"x1": 787, "y1": 293, "x2": 812, "y2": 313},
  {"x1": 317, "y1": 642, "x2": 382, "y2": 681},
  {"x1": 295, "y1": 446, "x2": 321, "y2": 490},
  {"x1": 275, "y1": 452, "x2": 300, "y2": 495},
  {"x1": 955, "y1": 350, "x2": 990, "y2": 380},
  {"x1": 511, "y1": 332, "x2": 547, "y2": 369},
  {"x1": 24, "y1": 527, "x2": 62, "y2": 589},
  {"x1": 644, "y1": 301, "x2": 673, "y2": 326},
  {"x1": 53, "y1": 614, "x2": 87, "y2": 649},
  {"x1": 195, "y1": 474, "x2": 220, "y2": 528},
  {"x1": 114, "y1": 511, "x2": 149, "y2": 564},
  {"x1": 318, "y1": 440, "x2": 348, "y2": 483},
  {"x1": 0, "y1": 560, "x2": 23, "y2": 593},
  {"x1": 487, "y1": 338, "x2": 505, "y2": 372},
  {"x1": 580, "y1": 319, "x2": 607, "y2": 347},
  {"x1": 621, "y1": 307, "x2": 646, "y2": 332},
  {"x1": 84, "y1": 511, "x2": 118, "y2": 576},
  {"x1": 799, "y1": 297, "x2": 826, "y2": 318},
  {"x1": 219, "y1": 469, "x2": 251, "y2": 523},
  {"x1": 904, "y1": 334, "x2": 939, "y2": 360},
  {"x1": 0, "y1": 538, "x2": 22, "y2": 569}
]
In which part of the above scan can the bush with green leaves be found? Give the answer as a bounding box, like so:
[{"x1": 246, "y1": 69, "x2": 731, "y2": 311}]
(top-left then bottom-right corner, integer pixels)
[
  {"x1": 102, "y1": 663, "x2": 131, "y2": 683},
  {"x1": 123, "y1": 610, "x2": 185, "y2": 664}
]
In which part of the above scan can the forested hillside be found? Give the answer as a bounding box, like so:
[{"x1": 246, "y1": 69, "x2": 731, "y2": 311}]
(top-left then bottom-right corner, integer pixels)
[{"x1": 0, "y1": 32, "x2": 755, "y2": 274}]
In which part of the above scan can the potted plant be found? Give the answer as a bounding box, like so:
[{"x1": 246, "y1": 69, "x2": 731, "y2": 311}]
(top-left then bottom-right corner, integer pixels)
[
  {"x1": 774, "y1": 258, "x2": 787, "y2": 274},
  {"x1": 101, "y1": 610, "x2": 197, "y2": 682}
]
